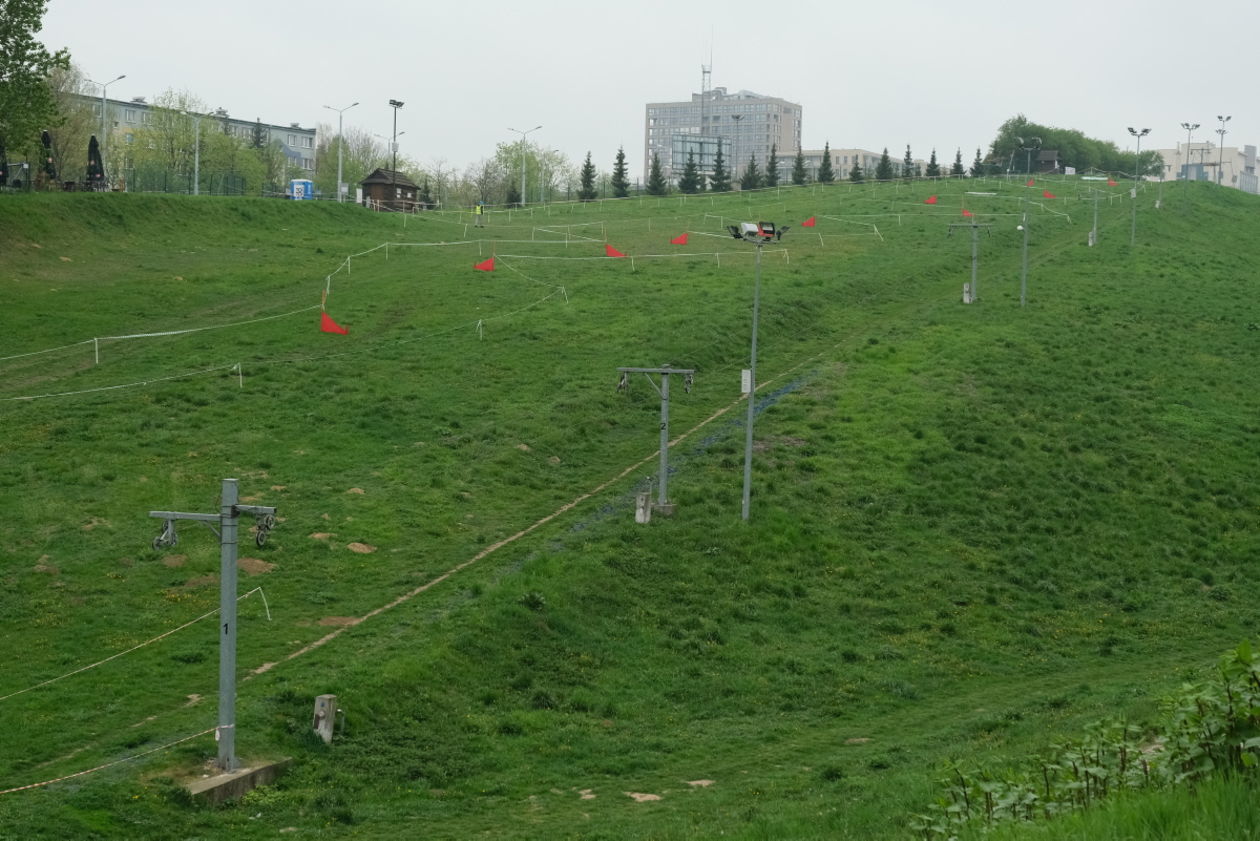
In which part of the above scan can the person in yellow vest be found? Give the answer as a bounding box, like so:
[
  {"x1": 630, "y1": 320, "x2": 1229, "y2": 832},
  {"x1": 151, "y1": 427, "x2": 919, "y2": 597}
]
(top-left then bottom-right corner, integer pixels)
[{"x1": 474, "y1": 201, "x2": 486, "y2": 227}]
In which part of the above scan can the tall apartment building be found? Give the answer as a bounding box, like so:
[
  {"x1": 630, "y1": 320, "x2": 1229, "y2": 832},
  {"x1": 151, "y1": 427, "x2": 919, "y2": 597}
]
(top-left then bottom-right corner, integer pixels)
[
  {"x1": 1148, "y1": 141, "x2": 1257, "y2": 193},
  {"x1": 644, "y1": 87, "x2": 802, "y2": 183}
]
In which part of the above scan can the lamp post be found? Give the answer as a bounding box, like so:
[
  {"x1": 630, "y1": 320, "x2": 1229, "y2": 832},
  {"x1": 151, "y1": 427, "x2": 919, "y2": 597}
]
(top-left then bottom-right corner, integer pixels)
[
  {"x1": 1127, "y1": 127, "x2": 1150, "y2": 245},
  {"x1": 507, "y1": 124, "x2": 542, "y2": 207},
  {"x1": 1216, "y1": 115, "x2": 1231, "y2": 185},
  {"x1": 192, "y1": 113, "x2": 200, "y2": 195},
  {"x1": 387, "y1": 99, "x2": 404, "y2": 173},
  {"x1": 1017, "y1": 135, "x2": 1042, "y2": 175},
  {"x1": 1179, "y1": 122, "x2": 1199, "y2": 180},
  {"x1": 87, "y1": 73, "x2": 125, "y2": 183},
  {"x1": 323, "y1": 101, "x2": 359, "y2": 202}
]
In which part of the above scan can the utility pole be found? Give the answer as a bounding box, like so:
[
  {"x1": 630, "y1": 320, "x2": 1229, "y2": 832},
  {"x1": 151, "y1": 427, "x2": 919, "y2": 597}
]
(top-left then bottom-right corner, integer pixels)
[
  {"x1": 617, "y1": 365, "x2": 695, "y2": 516},
  {"x1": 1090, "y1": 188, "x2": 1100, "y2": 246},
  {"x1": 149, "y1": 479, "x2": 277, "y2": 772},
  {"x1": 1018, "y1": 210, "x2": 1030, "y2": 307},
  {"x1": 948, "y1": 220, "x2": 992, "y2": 302}
]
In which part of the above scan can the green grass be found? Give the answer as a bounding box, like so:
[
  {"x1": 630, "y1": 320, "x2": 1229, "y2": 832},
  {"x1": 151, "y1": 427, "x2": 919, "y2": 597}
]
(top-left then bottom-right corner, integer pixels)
[{"x1": 0, "y1": 180, "x2": 1258, "y2": 839}]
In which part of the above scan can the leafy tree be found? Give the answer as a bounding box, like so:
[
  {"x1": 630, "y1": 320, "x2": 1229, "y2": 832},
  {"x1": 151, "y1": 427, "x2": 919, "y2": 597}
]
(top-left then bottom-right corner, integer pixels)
[
  {"x1": 791, "y1": 149, "x2": 806, "y2": 186},
  {"x1": 951, "y1": 148, "x2": 966, "y2": 177},
  {"x1": 0, "y1": 0, "x2": 69, "y2": 165},
  {"x1": 926, "y1": 148, "x2": 941, "y2": 177},
  {"x1": 817, "y1": 141, "x2": 835, "y2": 183},
  {"x1": 578, "y1": 150, "x2": 597, "y2": 201},
  {"x1": 418, "y1": 178, "x2": 433, "y2": 208},
  {"x1": 710, "y1": 144, "x2": 730, "y2": 192},
  {"x1": 505, "y1": 181, "x2": 521, "y2": 207},
  {"x1": 988, "y1": 113, "x2": 1156, "y2": 177},
  {"x1": 740, "y1": 155, "x2": 761, "y2": 190},
  {"x1": 677, "y1": 150, "x2": 701, "y2": 194},
  {"x1": 849, "y1": 158, "x2": 863, "y2": 182},
  {"x1": 765, "y1": 144, "x2": 779, "y2": 187},
  {"x1": 875, "y1": 148, "x2": 894, "y2": 181},
  {"x1": 970, "y1": 147, "x2": 984, "y2": 177},
  {"x1": 611, "y1": 146, "x2": 629, "y2": 197},
  {"x1": 903, "y1": 144, "x2": 915, "y2": 179},
  {"x1": 646, "y1": 152, "x2": 667, "y2": 195}
]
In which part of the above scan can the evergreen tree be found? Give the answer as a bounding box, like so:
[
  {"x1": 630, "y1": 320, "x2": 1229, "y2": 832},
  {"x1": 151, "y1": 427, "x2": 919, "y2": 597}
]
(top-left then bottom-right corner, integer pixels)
[
  {"x1": 849, "y1": 159, "x2": 863, "y2": 182},
  {"x1": 505, "y1": 182, "x2": 521, "y2": 207},
  {"x1": 677, "y1": 150, "x2": 701, "y2": 194},
  {"x1": 710, "y1": 144, "x2": 731, "y2": 192},
  {"x1": 951, "y1": 148, "x2": 966, "y2": 177},
  {"x1": 875, "y1": 148, "x2": 894, "y2": 181},
  {"x1": 817, "y1": 141, "x2": 835, "y2": 183},
  {"x1": 765, "y1": 144, "x2": 780, "y2": 187},
  {"x1": 740, "y1": 155, "x2": 762, "y2": 190},
  {"x1": 646, "y1": 152, "x2": 667, "y2": 195},
  {"x1": 926, "y1": 148, "x2": 941, "y2": 177},
  {"x1": 970, "y1": 147, "x2": 984, "y2": 177},
  {"x1": 611, "y1": 146, "x2": 630, "y2": 197},
  {"x1": 251, "y1": 119, "x2": 268, "y2": 149},
  {"x1": 418, "y1": 178, "x2": 433, "y2": 208},
  {"x1": 903, "y1": 144, "x2": 915, "y2": 179},
  {"x1": 791, "y1": 149, "x2": 807, "y2": 186},
  {"x1": 578, "y1": 151, "x2": 597, "y2": 201}
]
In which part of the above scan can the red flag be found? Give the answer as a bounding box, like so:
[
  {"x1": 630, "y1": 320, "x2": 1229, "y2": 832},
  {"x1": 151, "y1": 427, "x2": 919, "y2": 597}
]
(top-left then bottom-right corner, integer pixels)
[
  {"x1": 924, "y1": 195, "x2": 938, "y2": 205},
  {"x1": 1042, "y1": 190, "x2": 1056, "y2": 199},
  {"x1": 801, "y1": 216, "x2": 816, "y2": 227},
  {"x1": 1025, "y1": 178, "x2": 1035, "y2": 187},
  {"x1": 1107, "y1": 179, "x2": 1118, "y2": 186},
  {"x1": 320, "y1": 311, "x2": 348, "y2": 335},
  {"x1": 473, "y1": 256, "x2": 495, "y2": 271},
  {"x1": 605, "y1": 244, "x2": 626, "y2": 258},
  {"x1": 962, "y1": 208, "x2": 974, "y2": 218},
  {"x1": 670, "y1": 233, "x2": 688, "y2": 245}
]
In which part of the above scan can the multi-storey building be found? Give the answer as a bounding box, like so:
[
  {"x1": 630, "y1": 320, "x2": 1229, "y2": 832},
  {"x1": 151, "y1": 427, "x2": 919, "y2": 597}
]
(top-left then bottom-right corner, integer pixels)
[
  {"x1": 83, "y1": 94, "x2": 317, "y2": 173},
  {"x1": 644, "y1": 87, "x2": 802, "y2": 184},
  {"x1": 1148, "y1": 141, "x2": 1257, "y2": 193}
]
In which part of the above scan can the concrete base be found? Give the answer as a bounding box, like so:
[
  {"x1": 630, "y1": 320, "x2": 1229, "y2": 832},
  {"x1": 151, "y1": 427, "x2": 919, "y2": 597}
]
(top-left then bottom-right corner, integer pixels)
[
  {"x1": 653, "y1": 502, "x2": 677, "y2": 517},
  {"x1": 187, "y1": 758, "x2": 292, "y2": 805}
]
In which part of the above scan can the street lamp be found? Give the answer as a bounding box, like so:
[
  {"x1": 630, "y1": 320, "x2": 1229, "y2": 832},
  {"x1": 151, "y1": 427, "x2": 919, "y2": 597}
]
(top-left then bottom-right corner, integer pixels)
[
  {"x1": 1179, "y1": 122, "x2": 1199, "y2": 181},
  {"x1": 507, "y1": 124, "x2": 542, "y2": 207},
  {"x1": 1017, "y1": 135, "x2": 1042, "y2": 175},
  {"x1": 323, "y1": 101, "x2": 359, "y2": 202},
  {"x1": 725, "y1": 221, "x2": 789, "y2": 521},
  {"x1": 1216, "y1": 115, "x2": 1231, "y2": 185},
  {"x1": 1127, "y1": 127, "x2": 1150, "y2": 246},
  {"x1": 86, "y1": 73, "x2": 125, "y2": 185},
  {"x1": 387, "y1": 99, "x2": 404, "y2": 173}
]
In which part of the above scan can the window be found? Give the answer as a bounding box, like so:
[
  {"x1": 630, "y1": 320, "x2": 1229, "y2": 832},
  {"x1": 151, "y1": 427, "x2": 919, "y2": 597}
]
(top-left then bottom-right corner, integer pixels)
[
  {"x1": 125, "y1": 109, "x2": 137, "y2": 123},
  {"x1": 302, "y1": 136, "x2": 313, "y2": 148},
  {"x1": 287, "y1": 134, "x2": 296, "y2": 146}
]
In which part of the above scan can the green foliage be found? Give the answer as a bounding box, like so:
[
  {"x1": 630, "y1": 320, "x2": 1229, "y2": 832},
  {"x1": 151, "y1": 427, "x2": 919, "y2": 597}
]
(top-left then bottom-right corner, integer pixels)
[
  {"x1": 645, "y1": 151, "x2": 667, "y2": 195},
  {"x1": 677, "y1": 149, "x2": 701, "y2": 194},
  {"x1": 739, "y1": 155, "x2": 761, "y2": 191},
  {"x1": 903, "y1": 144, "x2": 916, "y2": 179},
  {"x1": 710, "y1": 143, "x2": 730, "y2": 192},
  {"x1": 765, "y1": 144, "x2": 780, "y2": 187},
  {"x1": 0, "y1": 0, "x2": 69, "y2": 161},
  {"x1": 990, "y1": 114, "x2": 1160, "y2": 177},
  {"x1": 611, "y1": 146, "x2": 629, "y2": 198},
  {"x1": 914, "y1": 641, "x2": 1260, "y2": 838},
  {"x1": 926, "y1": 148, "x2": 941, "y2": 177},
  {"x1": 817, "y1": 141, "x2": 835, "y2": 183},
  {"x1": 577, "y1": 151, "x2": 597, "y2": 201},
  {"x1": 791, "y1": 149, "x2": 806, "y2": 186},
  {"x1": 951, "y1": 148, "x2": 966, "y2": 178},
  {"x1": 971, "y1": 147, "x2": 984, "y2": 177},
  {"x1": 876, "y1": 148, "x2": 894, "y2": 181},
  {"x1": 848, "y1": 156, "x2": 863, "y2": 181}
]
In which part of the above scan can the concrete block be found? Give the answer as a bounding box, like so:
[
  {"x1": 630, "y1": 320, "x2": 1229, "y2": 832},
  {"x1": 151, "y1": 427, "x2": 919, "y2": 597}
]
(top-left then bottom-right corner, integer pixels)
[{"x1": 187, "y1": 758, "x2": 292, "y2": 805}]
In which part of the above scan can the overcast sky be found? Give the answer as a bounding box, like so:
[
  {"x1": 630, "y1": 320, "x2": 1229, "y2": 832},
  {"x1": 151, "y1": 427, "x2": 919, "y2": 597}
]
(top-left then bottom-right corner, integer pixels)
[{"x1": 40, "y1": 0, "x2": 1255, "y2": 179}]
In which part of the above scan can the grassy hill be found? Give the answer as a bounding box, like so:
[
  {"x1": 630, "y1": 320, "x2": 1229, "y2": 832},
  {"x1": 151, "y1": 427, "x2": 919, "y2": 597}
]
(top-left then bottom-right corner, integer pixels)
[{"x1": 0, "y1": 180, "x2": 1257, "y2": 840}]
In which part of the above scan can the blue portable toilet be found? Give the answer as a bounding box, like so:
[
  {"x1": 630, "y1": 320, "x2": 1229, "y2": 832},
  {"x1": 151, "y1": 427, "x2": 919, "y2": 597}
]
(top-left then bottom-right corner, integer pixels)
[{"x1": 289, "y1": 178, "x2": 314, "y2": 200}]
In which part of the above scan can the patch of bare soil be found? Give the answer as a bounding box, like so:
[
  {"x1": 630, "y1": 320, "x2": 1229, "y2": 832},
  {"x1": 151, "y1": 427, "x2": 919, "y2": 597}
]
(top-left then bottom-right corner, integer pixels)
[
  {"x1": 162, "y1": 554, "x2": 187, "y2": 568},
  {"x1": 347, "y1": 542, "x2": 376, "y2": 554},
  {"x1": 318, "y1": 616, "x2": 360, "y2": 627},
  {"x1": 625, "y1": 792, "x2": 662, "y2": 802},
  {"x1": 238, "y1": 557, "x2": 276, "y2": 575}
]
